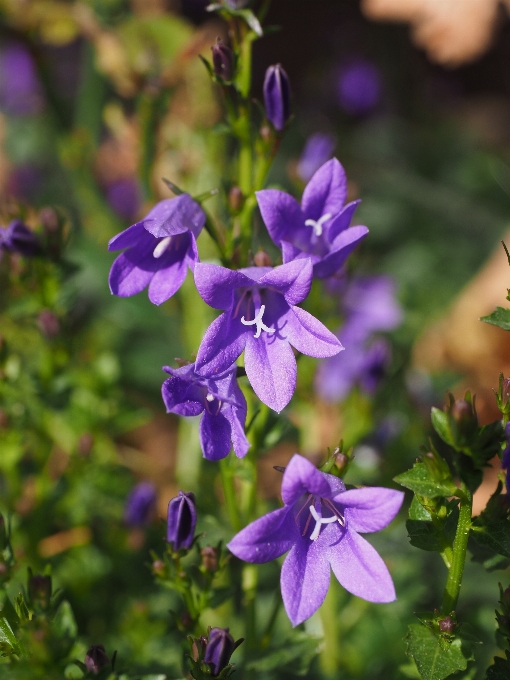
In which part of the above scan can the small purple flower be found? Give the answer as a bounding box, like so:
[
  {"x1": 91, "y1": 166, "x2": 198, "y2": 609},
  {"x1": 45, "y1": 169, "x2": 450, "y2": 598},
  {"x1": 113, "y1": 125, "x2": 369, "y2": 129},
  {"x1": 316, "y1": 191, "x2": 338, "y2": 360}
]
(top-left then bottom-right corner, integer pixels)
[
  {"x1": 124, "y1": 481, "x2": 157, "y2": 527},
  {"x1": 228, "y1": 454, "x2": 403, "y2": 626},
  {"x1": 105, "y1": 178, "x2": 142, "y2": 221},
  {"x1": 85, "y1": 645, "x2": 110, "y2": 674},
  {"x1": 342, "y1": 276, "x2": 403, "y2": 337},
  {"x1": 194, "y1": 259, "x2": 342, "y2": 412},
  {"x1": 0, "y1": 220, "x2": 39, "y2": 258},
  {"x1": 204, "y1": 628, "x2": 236, "y2": 676},
  {"x1": 167, "y1": 491, "x2": 197, "y2": 551},
  {"x1": 162, "y1": 363, "x2": 249, "y2": 461},
  {"x1": 256, "y1": 158, "x2": 368, "y2": 279},
  {"x1": 263, "y1": 64, "x2": 291, "y2": 132},
  {"x1": 337, "y1": 59, "x2": 382, "y2": 116},
  {"x1": 108, "y1": 194, "x2": 206, "y2": 305},
  {"x1": 0, "y1": 43, "x2": 43, "y2": 116},
  {"x1": 211, "y1": 39, "x2": 234, "y2": 81},
  {"x1": 296, "y1": 133, "x2": 336, "y2": 184}
]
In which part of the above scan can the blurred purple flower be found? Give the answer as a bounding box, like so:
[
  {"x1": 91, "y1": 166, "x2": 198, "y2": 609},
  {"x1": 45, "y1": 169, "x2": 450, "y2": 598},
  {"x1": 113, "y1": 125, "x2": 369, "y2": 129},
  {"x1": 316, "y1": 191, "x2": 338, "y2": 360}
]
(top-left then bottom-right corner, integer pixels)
[
  {"x1": 257, "y1": 159, "x2": 368, "y2": 279},
  {"x1": 108, "y1": 194, "x2": 205, "y2": 305},
  {"x1": 8, "y1": 165, "x2": 43, "y2": 202},
  {"x1": 124, "y1": 481, "x2": 157, "y2": 527},
  {"x1": 162, "y1": 362, "x2": 249, "y2": 461},
  {"x1": 194, "y1": 260, "x2": 342, "y2": 412},
  {"x1": 343, "y1": 276, "x2": 403, "y2": 337},
  {"x1": 228, "y1": 454, "x2": 403, "y2": 626},
  {"x1": 0, "y1": 219, "x2": 39, "y2": 258},
  {"x1": 0, "y1": 43, "x2": 43, "y2": 116},
  {"x1": 296, "y1": 133, "x2": 336, "y2": 184},
  {"x1": 105, "y1": 178, "x2": 142, "y2": 221},
  {"x1": 167, "y1": 491, "x2": 197, "y2": 551},
  {"x1": 263, "y1": 64, "x2": 291, "y2": 131},
  {"x1": 337, "y1": 59, "x2": 382, "y2": 116}
]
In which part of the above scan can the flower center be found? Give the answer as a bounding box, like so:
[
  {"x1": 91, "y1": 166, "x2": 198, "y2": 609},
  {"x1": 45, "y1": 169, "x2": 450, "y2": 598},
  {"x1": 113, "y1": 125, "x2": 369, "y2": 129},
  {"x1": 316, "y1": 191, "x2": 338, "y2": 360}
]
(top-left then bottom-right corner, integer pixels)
[
  {"x1": 241, "y1": 304, "x2": 275, "y2": 339},
  {"x1": 153, "y1": 236, "x2": 172, "y2": 258},
  {"x1": 296, "y1": 495, "x2": 345, "y2": 541},
  {"x1": 204, "y1": 392, "x2": 222, "y2": 416},
  {"x1": 304, "y1": 213, "x2": 331, "y2": 237}
]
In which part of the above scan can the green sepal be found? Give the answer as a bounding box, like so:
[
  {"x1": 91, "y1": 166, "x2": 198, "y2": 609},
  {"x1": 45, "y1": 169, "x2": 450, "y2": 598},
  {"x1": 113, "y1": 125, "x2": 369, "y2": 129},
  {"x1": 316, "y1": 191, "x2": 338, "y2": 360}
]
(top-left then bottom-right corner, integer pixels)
[
  {"x1": 162, "y1": 177, "x2": 185, "y2": 195},
  {"x1": 206, "y1": 4, "x2": 263, "y2": 37},
  {"x1": 486, "y1": 652, "x2": 510, "y2": 679},
  {"x1": 405, "y1": 622, "x2": 474, "y2": 680},
  {"x1": 0, "y1": 617, "x2": 21, "y2": 658},
  {"x1": 481, "y1": 307, "x2": 510, "y2": 330}
]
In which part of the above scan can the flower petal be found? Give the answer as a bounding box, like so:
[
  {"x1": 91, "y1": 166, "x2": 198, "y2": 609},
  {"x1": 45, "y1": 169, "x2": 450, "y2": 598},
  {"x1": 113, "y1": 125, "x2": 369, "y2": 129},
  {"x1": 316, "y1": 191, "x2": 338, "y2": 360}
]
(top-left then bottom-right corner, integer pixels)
[
  {"x1": 336, "y1": 487, "x2": 404, "y2": 533},
  {"x1": 285, "y1": 306, "x2": 343, "y2": 357},
  {"x1": 256, "y1": 189, "x2": 305, "y2": 246},
  {"x1": 195, "y1": 263, "x2": 253, "y2": 310},
  {"x1": 200, "y1": 410, "x2": 232, "y2": 461},
  {"x1": 314, "y1": 226, "x2": 369, "y2": 279},
  {"x1": 109, "y1": 250, "x2": 156, "y2": 298},
  {"x1": 108, "y1": 222, "x2": 148, "y2": 251},
  {"x1": 143, "y1": 195, "x2": 206, "y2": 238},
  {"x1": 148, "y1": 255, "x2": 188, "y2": 305},
  {"x1": 227, "y1": 507, "x2": 296, "y2": 563},
  {"x1": 259, "y1": 259, "x2": 313, "y2": 306},
  {"x1": 281, "y1": 530, "x2": 331, "y2": 626},
  {"x1": 328, "y1": 529, "x2": 396, "y2": 603},
  {"x1": 327, "y1": 200, "x2": 361, "y2": 243},
  {"x1": 281, "y1": 454, "x2": 332, "y2": 506},
  {"x1": 244, "y1": 331, "x2": 296, "y2": 412},
  {"x1": 161, "y1": 374, "x2": 204, "y2": 417},
  {"x1": 301, "y1": 158, "x2": 347, "y2": 222},
  {"x1": 195, "y1": 313, "x2": 248, "y2": 377}
]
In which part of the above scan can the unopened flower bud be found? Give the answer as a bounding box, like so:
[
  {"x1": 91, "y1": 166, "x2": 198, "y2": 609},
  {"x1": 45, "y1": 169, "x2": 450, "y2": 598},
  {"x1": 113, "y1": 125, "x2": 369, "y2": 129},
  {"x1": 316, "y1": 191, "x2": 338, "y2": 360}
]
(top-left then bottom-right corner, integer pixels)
[
  {"x1": 263, "y1": 64, "x2": 291, "y2": 131},
  {"x1": 39, "y1": 207, "x2": 59, "y2": 235},
  {"x1": 124, "y1": 481, "x2": 157, "y2": 527},
  {"x1": 166, "y1": 491, "x2": 197, "y2": 551},
  {"x1": 78, "y1": 433, "x2": 94, "y2": 456},
  {"x1": 204, "y1": 628, "x2": 236, "y2": 676},
  {"x1": 253, "y1": 249, "x2": 272, "y2": 267},
  {"x1": 334, "y1": 452, "x2": 349, "y2": 473},
  {"x1": 259, "y1": 124, "x2": 272, "y2": 143},
  {"x1": 201, "y1": 546, "x2": 218, "y2": 572},
  {"x1": 191, "y1": 635, "x2": 208, "y2": 662},
  {"x1": 211, "y1": 38, "x2": 234, "y2": 81},
  {"x1": 228, "y1": 186, "x2": 244, "y2": 213},
  {"x1": 85, "y1": 644, "x2": 110, "y2": 674},
  {"x1": 449, "y1": 397, "x2": 477, "y2": 444},
  {"x1": 37, "y1": 310, "x2": 60, "y2": 338},
  {"x1": 28, "y1": 573, "x2": 52, "y2": 610},
  {"x1": 439, "y1": 616, "x2": 455, "y2": 634},
  {"x1": 152, "y1": 559, "x2": 165, "y2": 576}
]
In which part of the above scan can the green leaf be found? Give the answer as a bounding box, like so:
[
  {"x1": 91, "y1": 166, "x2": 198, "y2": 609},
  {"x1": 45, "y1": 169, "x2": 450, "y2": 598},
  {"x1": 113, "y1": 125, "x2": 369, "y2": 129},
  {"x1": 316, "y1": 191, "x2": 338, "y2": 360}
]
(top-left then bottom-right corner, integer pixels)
[
  {"x1": 470, "y1": 518, "x2": 510, "y2": 559},
  {"x1": 405, "y1": 623, "x2": 473, "y2": 680},
  {"x1": 406, "y1": 520, "x2": 444, "y2": 552},
  {"x1": 480, "y1": 307, "x2": 510, "y2": 330},
  {"x1": 409, "y1": 496, "x2": 432, "y2": 521},
  {"x1": 235, "y1": 9, "x2": 263, "y2": 36},
  {"x1": 395, "y1": 463, "x2": 458, "y2": 498},
  {"x1": 486, "y1": 653, "x2": 510, "y2": 679},
  {"x1": 246, "y1": 632, "x2": 321, "y2": 675},
  {"x1": 0, "y1": 617, "x2": 20, "y2": 657},
  {"x1": 430, "y1": 408, "x2": 453, "y2": 446}
]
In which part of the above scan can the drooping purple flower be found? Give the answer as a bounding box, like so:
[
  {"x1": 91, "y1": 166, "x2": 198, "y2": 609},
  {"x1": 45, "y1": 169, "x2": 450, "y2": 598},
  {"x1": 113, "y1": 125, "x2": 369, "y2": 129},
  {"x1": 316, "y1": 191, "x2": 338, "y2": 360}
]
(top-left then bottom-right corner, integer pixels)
[
  {"x1": 124, "y1": 481, "x2": 157, "y2": 527},
  {"x1": 0, "y1": 220, "x2": 40, "y2": 258},
  {"x1": 228, "y1": 454, "x2": 403, "y2": 626},
  {"x1": 256, "y1": 158, "x2": 368, "y2": 279},
  {"x1": 296, "y1": 133, "x2": 336, "y2": 184},
  {"x1": 337, "y1": 59, "x2": 382, "y2": 116},
  {"x1": 105, "y1": 178, "x2": 142, "y2": 221},
  {"x1": 0, "y1": 43, "x2": 43, "y2": 116},
  {"x1": 263, "y1": 64, "x2": 291, "y2": 132},
  {"x1": 162, "y1": 363, "x2": 249, "y2": 461},
  {"x1": 204, "y1": 628, "x2": 236, "y2": 676},
  {"x1": 108, "y1": 194, "x2": 205, "y2": 305},
  {"x1": 194, "y1": 259, "x2": 342, "y2": 413},
  {"x1": 167, "y1": 491, "x2": 197, "y2": 551}
]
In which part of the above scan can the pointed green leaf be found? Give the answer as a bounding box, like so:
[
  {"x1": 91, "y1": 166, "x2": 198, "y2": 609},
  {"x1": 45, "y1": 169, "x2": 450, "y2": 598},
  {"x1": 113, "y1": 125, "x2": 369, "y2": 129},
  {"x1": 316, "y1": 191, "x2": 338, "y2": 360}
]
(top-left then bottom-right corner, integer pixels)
[
  {"x1": 430, "y1": 408, "x2": 453, "y2": 446},
  {"x1": 0, "y1": 617, "x2": 20, "y2": 657},
  {"x1": 405, "y1": 623, "x2": 472, "y2": 680},
  {"x1": 481, "y1": 307, "x2": 510, "y2": 331},
  {"x1": 395, "y1": 463, "x2": 457, "y2": 498}
]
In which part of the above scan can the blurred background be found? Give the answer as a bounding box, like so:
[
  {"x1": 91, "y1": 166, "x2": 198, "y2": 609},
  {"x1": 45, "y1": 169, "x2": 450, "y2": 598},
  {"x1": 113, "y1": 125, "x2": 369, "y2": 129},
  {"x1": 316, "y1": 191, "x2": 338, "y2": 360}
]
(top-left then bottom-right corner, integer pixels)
[{"x1": 2, "y1": 1, "x2": 510, "y2": 678}]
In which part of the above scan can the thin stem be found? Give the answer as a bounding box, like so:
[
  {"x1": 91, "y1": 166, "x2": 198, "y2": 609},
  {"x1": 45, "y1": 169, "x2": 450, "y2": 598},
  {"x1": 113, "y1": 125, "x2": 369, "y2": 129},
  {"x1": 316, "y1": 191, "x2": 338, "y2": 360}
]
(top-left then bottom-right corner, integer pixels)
[
  {"x1": 441, "y1": 490, "x2": 472, "y2": 614},
  {"x1": 219, "y1": 458, "x2": 241, "y2": 533}
]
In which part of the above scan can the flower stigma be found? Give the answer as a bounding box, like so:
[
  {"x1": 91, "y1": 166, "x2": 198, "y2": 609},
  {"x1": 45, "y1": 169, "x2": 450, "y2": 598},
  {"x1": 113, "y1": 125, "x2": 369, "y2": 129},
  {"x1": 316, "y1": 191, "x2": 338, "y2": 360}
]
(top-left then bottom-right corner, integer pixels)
[
  {"x1": 241, "y1": 304, "x2": 275, "y2": 338},
  {"x1": 153, "y1": 236, "x2": 172, "y2": 258},
  {"x1": 296, "y1": 495, "x2": 345, "y2": 541},
  {"x1": 304, "y1": 213, "x2": 331, "y2": 237}
]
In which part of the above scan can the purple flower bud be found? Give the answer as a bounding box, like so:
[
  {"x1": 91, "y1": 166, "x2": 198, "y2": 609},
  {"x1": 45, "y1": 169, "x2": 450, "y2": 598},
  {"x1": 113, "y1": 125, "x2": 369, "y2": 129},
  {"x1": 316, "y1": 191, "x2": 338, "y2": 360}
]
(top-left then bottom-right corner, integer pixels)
[
  {"x1": 0, "y1": 220, "x2": 39, "y2": 257},
  {"x1": 201, "y1": 546, "x2": 218, "y2": 572},
  {"x1": 263, "y1": 64, "x2": 291, "y2": 131},
  {"x1": 166, "y1": 491, "x2": 197, "y2": 551},
  {"x1": 85, "y1": 645, "x2": 110, "y2": 674},
  {"x1": 204, "y1": 628, "x2": 236, "y2": 676},
  {"x1": 124, "y1": 482, "x2": 157, "y2": 527},
  {"x1": 28, "y1": 573, "x2": 52, "y2": 610},
  {"x1": 211, "y1": 39, "x2": 234, "y2": 81},
  {"x1": 37, "y1": 310, "x2": 60, "y2": 339},
  {"x1": 438, "y1": 616, "x2": 455, "y2": 634}
]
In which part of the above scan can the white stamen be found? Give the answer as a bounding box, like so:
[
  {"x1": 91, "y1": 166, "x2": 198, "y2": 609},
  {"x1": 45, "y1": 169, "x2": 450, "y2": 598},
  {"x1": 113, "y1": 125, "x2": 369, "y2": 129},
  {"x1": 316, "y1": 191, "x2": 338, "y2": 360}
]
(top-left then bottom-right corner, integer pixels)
[
  {"x1": 205, "y1": 393, "x2": 215, "y2": 402},
  {"x1": 304, "y1": 213, "x2": 332, "y2": 237},
  {"x1": 153, "y1": 236, "x2": 172, "y2": 258},
  {"x1": 240, "y1": 304, "x2": 275, "y2": 339},
  {"x1": 309, "y1": 505, "x2": 338, "y2": 541}
]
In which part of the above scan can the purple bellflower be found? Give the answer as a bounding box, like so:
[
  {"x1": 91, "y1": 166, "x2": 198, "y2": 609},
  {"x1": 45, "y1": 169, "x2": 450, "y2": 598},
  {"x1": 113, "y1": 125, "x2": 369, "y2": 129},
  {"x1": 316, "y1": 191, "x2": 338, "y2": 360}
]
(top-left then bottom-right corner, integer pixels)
[
  {"x1": 263, "y1": 64, "x2": 291, "y2": 131},
  {"x1": 167, "y1": 491, "x2": 197, "y2": 551},
  {"x1": 337, "y1": 59, "x2": 382, "y2": 117},
  {"x1": 0, "y1": 219, "x2": 39, "y2": 258},
  {"x1": 0, "y1": 43, "x2": 43, "y2": 116},
  {"x1": 108, "y1": 194, "x2": 206, "y2": 305},
  {"x1": 124, "y1": 481, "x2": 157, "y2": 527},
  {"x1": 193, "y1": 259, "x2": 342, "y2": 413},
  {"x1": 296, "y1": 133, "x2": 336, "y2": 184},
  {"x1": 162, "y1": 363, "x2": 249, "y2": 461},
  {"x1": 256, "y1": 158, "x2": 368, "y2": 279},
  {"x1": 204, "y1": 628, "x2": 236, "y2": 676},
  {"x1": 228, "y1": 454, "x2": 403, "y2": 626}
]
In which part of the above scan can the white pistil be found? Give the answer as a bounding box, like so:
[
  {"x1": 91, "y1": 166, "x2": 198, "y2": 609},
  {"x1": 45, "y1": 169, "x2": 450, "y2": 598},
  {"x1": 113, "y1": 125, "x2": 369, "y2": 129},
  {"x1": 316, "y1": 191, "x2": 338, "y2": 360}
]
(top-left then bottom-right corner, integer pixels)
[
  {"x1": 241, "y1": 304, "x2": 275, "y2": 339},
  {"x1": 304, "y1": 213, "x2": 331, "y2": 237},
  {"x1": 308, "y1": 505, "x2": 340, "y2": 541},
  {"x1": 205, "y1": 393, "x2": 215, "y2": 402},
  {"x1": 153, "y1": 236, "x2": 172, "y2": 258}
]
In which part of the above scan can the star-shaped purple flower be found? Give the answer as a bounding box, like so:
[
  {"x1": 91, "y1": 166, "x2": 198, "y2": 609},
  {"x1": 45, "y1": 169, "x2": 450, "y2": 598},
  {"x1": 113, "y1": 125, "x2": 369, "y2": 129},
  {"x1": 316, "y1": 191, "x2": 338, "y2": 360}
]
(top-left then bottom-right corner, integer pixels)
[
  {"x1": 162, "y1": 362, "x2": 249, "y2": 461},
  {"x1": 228, "y1": 454, "x2": 403, "y2": 626},
  {"x1": 108, "y1": 194, "x2": 206, "y2": 305},
  {"x1": 194, "y1": 259, "x2": 343, "y2": 413},
  {"x1": 256, "y1": 158, "x2": 368, "y2": 279}
]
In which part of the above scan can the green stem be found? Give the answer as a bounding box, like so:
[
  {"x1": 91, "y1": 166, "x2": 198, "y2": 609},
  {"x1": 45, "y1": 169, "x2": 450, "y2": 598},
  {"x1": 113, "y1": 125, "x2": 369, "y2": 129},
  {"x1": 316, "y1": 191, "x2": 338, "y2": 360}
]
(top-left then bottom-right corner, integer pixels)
[
  {"x1": 219, "y1": 458, "x2": 241, "y2": 533},
  {"x1": 441, "y1": 490, "x2": 472, "y2": 614}
]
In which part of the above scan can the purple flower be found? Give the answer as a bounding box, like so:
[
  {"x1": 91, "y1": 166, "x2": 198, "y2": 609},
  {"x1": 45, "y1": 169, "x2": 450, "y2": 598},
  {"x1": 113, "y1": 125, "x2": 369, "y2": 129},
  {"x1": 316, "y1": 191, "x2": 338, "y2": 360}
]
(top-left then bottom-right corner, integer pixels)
[
  {"x1": 85, "y1": 645, "x2": 110, "y2": 674},
  {"x1": 194, "y1": 259, "x2": 342, "y2": 412},
  {"x1": 0, "y1": 220, "x2": 39, "y2": 258},
  {"x1": 263, "y1": 64, "x2": 291, "y2": 132},
  {"x1": 342, "y1": 276, "x2": 403, "y2": 337},
  {"x1": 105, "y1": 178, "x2": 142, "y2": 221},
  {"x1": 296, "y1": 133, "x2": 336, "y2": 184},
  {"x1": 0, "y1": 43, "x2": 43, "y2": 116},
  {"x1": 162, "y1": 363, "x2": 249, "y2": 461},
  {"x1": 337, "y1": 59, "x2": 382, "y2": 116},
  {"x1": 167, "y1": 491, "x2": 197, "y2": 551},
  {"x1": 124, "y1": 481, "x2": 157, "y2": 527},
  {"x1": 204, "y1": 628, "x2": 236, "y2": 676},
  {"x1": 108, "y1": 194, "x2": 205, "y2": 305},
  {"x1": 256, "y1": 159, "x2": 368, "y2": 279},
  {"x1": 228, "y1": 454, "x2": 403, "y2": 626}
]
